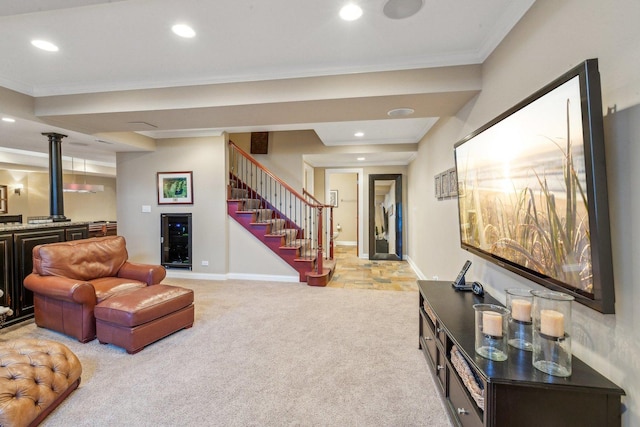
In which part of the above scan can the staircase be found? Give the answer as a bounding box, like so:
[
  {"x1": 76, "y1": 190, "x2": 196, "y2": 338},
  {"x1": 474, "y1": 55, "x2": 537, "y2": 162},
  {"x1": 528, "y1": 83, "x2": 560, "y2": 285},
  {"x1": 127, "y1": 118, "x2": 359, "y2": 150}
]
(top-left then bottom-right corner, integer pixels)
[{"x1": 227, "y1": 142, "x2": 336, "y2": 285}]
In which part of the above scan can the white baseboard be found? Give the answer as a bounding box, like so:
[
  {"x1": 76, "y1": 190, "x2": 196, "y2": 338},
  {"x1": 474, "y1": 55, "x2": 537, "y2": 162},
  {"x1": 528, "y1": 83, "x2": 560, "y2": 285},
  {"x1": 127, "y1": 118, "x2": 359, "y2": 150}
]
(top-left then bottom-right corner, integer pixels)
[
  {"x1": 165, "y1": 270, "x2": 227, "y2": 280},
  {"x1": 226, "y1": 273, "x2": 300, "y2": 282},
  {"x1": 335, "y1": 240, "x2": 357, "y2": 246},
  {"x1": 165, "y1": 269, "x2": 299, "y2": 282},
  {"x1": 405, "y1": 255, "x2": 426, "y2": 280}
]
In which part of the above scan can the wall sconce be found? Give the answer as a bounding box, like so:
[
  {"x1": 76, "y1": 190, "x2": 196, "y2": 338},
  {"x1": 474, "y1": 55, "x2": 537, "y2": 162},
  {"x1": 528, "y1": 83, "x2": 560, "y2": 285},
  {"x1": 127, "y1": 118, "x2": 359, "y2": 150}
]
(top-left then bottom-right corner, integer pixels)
[{"x1": 14, "y1": 184, "x2": 23, "y2": 196}]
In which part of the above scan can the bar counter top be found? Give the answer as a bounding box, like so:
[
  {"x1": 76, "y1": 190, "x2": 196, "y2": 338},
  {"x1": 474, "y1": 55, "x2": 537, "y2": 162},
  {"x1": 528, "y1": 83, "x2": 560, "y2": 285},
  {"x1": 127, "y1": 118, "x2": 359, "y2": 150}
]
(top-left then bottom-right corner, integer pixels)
[{"x1": 0, "y1": 221, "x2": 90, "y2": 233}]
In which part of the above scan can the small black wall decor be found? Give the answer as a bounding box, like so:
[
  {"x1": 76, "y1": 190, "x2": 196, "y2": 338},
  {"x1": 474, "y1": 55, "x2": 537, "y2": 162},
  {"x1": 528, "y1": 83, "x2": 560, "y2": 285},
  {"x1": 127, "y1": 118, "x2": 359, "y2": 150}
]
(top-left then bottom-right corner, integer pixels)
[{"x1": 250, "y1": 132, "x2": 269, "y2": 154}]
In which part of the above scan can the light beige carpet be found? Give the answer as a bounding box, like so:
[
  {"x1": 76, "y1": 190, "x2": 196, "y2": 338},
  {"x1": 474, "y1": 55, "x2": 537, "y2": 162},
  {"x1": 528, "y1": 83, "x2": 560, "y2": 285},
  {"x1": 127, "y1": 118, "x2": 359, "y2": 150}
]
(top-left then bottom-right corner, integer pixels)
[{"x1": 3, "y1": 279, "x2": 451, "y2": 426}]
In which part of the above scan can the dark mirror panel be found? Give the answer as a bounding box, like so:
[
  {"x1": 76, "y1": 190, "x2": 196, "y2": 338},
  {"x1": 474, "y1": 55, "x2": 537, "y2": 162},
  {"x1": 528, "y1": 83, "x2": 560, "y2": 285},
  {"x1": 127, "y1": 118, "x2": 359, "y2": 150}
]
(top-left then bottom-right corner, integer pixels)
[{"x1": 369, "y1": 174, "x2": 403, "y2": 261}]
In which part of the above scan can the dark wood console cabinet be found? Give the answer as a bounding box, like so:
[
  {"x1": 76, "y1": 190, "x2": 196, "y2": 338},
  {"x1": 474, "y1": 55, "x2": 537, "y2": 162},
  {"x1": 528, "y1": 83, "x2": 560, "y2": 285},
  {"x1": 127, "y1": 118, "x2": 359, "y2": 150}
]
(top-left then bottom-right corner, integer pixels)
[
  {"x1": 418, "y1": 280, "x2": 625, "y2": 427},
  {"x1": 1, "y1": 223, "x2": 88, "y2": 327}
]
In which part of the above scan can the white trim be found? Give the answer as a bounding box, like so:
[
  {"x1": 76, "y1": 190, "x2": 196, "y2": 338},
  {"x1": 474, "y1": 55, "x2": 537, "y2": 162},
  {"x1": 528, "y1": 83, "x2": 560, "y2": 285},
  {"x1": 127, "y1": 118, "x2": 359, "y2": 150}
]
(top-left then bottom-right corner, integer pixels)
[
  {"x1": 405, "y1": 255, "x2": 426, "y2": 280},
  {"x1": 303, "y1": 161, "x2": 314, "y2": 195},
  {"x1": 335, "y1": 240, "x2": 357, "y2": 246},
  {"x1": 165, "y1": 270, "x2": 227, "y2": 280},
  {"x1": 165, "y1": 269, "x2": 300, "y2": 282},
  {"x1": 227, "y1": 273, "x2": 300, "y2": 282}
]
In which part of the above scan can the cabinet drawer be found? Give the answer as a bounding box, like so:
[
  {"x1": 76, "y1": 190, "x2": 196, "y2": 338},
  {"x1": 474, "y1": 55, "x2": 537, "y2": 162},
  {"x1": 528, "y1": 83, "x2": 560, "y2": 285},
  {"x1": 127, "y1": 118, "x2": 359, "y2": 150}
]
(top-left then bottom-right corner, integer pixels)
[
  {"x1": 448, "y1": 367, "x2": 483, "y2": 427},
  {"x1": 435, "y1": 349, "x2": 446, "y2": 389},
  {"x1": 422, "y1": 317, "x2": 438, "y2": 364}
]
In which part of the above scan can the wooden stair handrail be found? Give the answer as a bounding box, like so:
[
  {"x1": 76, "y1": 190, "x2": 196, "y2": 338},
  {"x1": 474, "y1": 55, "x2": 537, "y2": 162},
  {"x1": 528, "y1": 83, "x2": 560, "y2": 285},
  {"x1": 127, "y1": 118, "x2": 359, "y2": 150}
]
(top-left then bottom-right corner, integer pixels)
[
  {"x1": 229, "y1": 140, "x2": 334, "y2": 277},
  {"x1": 302, "y1": 188, "x2": 332, "y2": 208},
  {"x1": 230, "y1": 141, "x2": 321, "y2": 208}
]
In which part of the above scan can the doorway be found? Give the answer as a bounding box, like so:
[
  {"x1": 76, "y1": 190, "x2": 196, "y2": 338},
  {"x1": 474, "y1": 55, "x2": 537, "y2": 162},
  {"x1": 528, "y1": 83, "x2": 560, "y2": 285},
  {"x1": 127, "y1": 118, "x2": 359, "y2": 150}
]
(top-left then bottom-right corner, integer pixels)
[
  {"x1": 325, "y1": 168, "x2": 364, "y2": 257},
  {"x1": 369, "y1": 174, "x2": 403, "y2": 261}
]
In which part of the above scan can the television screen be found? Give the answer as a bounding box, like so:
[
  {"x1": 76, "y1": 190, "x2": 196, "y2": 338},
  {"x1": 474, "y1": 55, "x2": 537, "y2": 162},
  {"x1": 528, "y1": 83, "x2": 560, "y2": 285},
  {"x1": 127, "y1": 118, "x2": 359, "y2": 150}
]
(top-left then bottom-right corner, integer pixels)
[{"x1": 454, "y1": 59, "x2": 615, "y2": 313}]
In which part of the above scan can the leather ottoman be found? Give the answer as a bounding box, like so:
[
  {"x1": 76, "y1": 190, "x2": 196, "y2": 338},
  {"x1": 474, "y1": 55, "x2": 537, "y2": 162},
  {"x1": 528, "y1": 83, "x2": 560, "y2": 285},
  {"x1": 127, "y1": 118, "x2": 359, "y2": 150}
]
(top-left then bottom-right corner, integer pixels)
[
  {"x1": 94, "y1": 284, "x2": 194, "y2": 354},
  {"x1": 0, "y1": 339, "x2": 82, "y2": 427}
]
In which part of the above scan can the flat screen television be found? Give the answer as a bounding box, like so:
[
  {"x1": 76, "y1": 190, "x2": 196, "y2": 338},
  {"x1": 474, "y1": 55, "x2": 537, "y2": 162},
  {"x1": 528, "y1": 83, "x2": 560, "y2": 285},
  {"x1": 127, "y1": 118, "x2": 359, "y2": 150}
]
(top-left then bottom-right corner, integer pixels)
[{"x1": 453, "y1": 59, "x2": 615, "y2": 313}]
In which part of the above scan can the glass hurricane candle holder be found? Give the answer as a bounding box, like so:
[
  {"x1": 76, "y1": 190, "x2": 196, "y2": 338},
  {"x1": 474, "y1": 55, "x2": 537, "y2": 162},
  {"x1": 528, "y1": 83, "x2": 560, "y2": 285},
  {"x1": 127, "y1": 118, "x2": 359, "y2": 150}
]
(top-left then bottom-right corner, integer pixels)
[
  {"x1": 532, "y1": 290, "x2": 574, "y2": 377},
  {"x1": 473, "y1": 304, "x2": 510, "y2": 362},
  {"x1": 506, "y1": 288, "x2": 533, "y2": 351}
]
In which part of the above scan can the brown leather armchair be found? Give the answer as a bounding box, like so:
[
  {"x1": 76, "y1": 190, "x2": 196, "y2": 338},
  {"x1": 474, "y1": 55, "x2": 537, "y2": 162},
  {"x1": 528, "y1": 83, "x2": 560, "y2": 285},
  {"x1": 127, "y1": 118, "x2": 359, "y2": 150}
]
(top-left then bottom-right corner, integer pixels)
[{"x1": 24, "y1": 235, "x2": 166, "y2": 343}]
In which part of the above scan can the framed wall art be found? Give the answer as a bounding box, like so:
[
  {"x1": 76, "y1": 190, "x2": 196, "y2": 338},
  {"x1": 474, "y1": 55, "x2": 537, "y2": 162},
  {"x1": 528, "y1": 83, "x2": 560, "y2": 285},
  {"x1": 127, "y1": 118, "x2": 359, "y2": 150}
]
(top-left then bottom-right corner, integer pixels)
[
  {"x1": 157, "y1": 171, "x2": 193, "y2": 205},
  {"x1": 329, "y1": 189, "x2": 339, "y2": 207},
  {"x1": 0, "y1": 185, "x2": 6, "y2": 214},
  {"x1": 250, "y1": 132, "x2": 269, "y2": 154},
  {"x1": 440, "y1": 171, "x2": 450, "y2": 199},
  {"x1": 448, "y1": 168, "x2": 458, "y2": 197}
]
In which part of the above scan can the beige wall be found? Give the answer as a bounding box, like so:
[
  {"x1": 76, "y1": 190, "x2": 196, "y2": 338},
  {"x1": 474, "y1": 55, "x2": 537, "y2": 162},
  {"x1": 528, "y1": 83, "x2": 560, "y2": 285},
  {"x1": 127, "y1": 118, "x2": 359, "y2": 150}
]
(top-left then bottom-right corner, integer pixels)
[
  {"x1": 313, "y1": 167, "x2": 325, "y2": 201},
  {"x1": 62, "y1": 173, "x2": 117, "y2": 221},
  {"x1": 230, "y1": 131, "x2": 316, "y2": 191},
  {"x1": 407, "y1": 1, "x2": 640, "y2": 424},
  {"x1": 116, "y1": 135, "x2": 298, "y2": 279},
  {"x1": 117, "y1": 136, "x2": 227, "y2": 271},
  {"x1": 228, "y1": 220, "x2": 297, "y2": 280},
  {"x1": 328, "y1": 173, "x2": 358, "y2": 244},
  {"x1": 0, "y1": 170, "x2": 29, "y2": 217},
  {"x1": 0, "y1": 169, "x2": 116, "y2": 221}
]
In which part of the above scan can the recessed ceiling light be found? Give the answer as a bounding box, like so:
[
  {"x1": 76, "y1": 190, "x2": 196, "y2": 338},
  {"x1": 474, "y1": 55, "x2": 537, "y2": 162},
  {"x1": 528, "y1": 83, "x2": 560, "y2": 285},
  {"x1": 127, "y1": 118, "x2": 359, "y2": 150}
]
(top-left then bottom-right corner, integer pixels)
[
  {"x1": 357, "y1": 157, "x2": 366, "y2": 161},
  {"x1": 340, "y1": 4, "x2": 363, "y2": 21},
  {"x1": 354, "y1": 132, "x2": 365, "y2": 137},
  {"x1": 172, "y1": 24, "x2": 196, "y2": 38},
  {"x1": 2, "y1": 117, "x2": 15, "y2": 123},
  {"x1": 387, "y1": 107, "x2": 415, "y2": 117},
  {"x1": 383, "y1": 0, "x2": 424, "y2": 19},
  {"x1": 31, "y1": 39, "x2": 59, "y2": 52}
]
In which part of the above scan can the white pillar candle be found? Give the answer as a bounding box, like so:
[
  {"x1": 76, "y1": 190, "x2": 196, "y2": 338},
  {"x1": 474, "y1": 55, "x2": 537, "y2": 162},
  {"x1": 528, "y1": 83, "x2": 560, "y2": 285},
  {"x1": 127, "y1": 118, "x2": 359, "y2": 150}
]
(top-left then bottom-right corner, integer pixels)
[
  {"x1": 483, "y1": 311, "x2": 503, "y2": 337},
  {"x1": 540, "y1": 309, "x2": 564, "y2": 337},
  {"x1": 511, "y1": 299, "x2": 532, "y2": 322}
]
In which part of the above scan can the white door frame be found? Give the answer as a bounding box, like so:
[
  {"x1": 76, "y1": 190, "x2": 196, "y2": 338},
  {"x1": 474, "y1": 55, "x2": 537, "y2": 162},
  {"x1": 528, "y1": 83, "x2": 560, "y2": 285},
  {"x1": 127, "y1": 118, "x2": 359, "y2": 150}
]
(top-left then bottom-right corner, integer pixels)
[{"x1": 303, "y1": 161, "x2": 314, "y2": 195}]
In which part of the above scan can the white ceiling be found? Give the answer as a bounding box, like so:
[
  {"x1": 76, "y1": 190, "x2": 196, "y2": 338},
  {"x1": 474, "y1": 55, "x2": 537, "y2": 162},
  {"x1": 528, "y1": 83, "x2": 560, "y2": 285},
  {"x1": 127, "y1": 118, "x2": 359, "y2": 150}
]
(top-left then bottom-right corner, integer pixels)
[{"x1": 0, "y1": 0, "x2": 535, "y2": 173}]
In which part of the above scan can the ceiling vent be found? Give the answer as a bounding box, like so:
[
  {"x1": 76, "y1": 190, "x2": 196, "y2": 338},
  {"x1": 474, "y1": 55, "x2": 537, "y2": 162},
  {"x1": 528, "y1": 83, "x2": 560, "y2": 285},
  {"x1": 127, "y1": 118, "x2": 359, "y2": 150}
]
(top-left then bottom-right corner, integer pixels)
[{"x1": 127, "y1": 121, "x2": 158, "y2": 129}]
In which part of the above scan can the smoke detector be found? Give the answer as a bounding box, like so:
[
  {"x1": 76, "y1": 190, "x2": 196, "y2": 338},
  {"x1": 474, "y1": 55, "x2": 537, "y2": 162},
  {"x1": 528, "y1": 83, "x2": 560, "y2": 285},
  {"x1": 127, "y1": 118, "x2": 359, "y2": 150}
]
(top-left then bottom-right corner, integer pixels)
[{"x1": 383, "y1": 0, "x2": 424, "y2": 19}]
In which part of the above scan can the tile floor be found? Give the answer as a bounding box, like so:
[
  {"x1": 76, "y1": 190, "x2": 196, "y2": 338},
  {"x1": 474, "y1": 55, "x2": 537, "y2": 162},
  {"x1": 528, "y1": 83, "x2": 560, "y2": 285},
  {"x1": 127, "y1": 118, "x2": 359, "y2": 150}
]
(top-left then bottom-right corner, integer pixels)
[{"x1": 326, "y1": 245, "x2": 418, "y2": 291}]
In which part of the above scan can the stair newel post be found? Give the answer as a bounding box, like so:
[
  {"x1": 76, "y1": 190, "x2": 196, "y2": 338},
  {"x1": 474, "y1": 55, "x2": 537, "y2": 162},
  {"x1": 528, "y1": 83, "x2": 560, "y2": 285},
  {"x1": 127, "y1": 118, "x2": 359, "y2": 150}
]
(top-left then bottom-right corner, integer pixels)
[
  {"x1": 308, "y1": 193, "x2": 314, "y2": 261},
  {"x1": 329, "y1": 206, "x2": 334, "y2": 260},
  {"x1": 317, "y1": 206, "x2": 324, "y2": 274}
]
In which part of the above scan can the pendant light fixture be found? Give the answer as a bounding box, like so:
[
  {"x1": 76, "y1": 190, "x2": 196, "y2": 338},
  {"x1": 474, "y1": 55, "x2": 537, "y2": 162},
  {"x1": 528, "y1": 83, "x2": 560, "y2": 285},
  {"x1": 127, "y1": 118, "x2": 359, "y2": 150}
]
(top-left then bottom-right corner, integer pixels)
[{"x1": 63, "y1": 158, "x2": 104, "y2": 193}]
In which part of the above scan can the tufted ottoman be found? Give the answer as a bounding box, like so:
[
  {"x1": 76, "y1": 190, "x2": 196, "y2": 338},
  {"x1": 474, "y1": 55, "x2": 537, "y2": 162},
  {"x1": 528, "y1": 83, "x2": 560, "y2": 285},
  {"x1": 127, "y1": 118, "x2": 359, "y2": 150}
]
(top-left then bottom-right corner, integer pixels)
[
  {"x1": 94, "y1": 284, "x2": 194, "y2": 354},
  {"x1": 0, "y1": 339, "x2": 82, "y2": 427}
]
